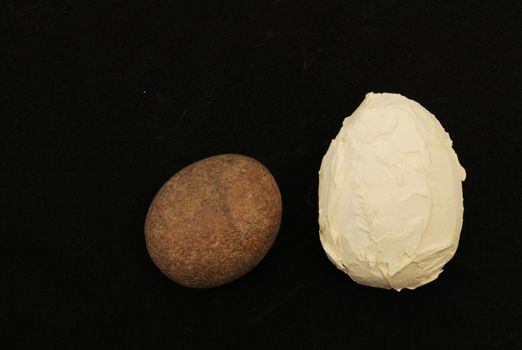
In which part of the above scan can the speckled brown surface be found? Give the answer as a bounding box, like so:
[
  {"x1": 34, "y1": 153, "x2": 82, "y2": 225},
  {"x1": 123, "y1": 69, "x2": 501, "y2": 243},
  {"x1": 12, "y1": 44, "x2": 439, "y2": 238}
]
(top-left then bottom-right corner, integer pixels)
[{"x1": 144, "y1": 154, "x2": 282, "y2": 288}]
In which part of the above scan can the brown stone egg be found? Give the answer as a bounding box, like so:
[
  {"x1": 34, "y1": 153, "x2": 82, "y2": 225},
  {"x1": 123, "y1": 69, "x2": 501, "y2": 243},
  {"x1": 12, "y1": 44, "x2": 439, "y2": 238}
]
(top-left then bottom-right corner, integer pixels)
[{"x1": 144, "y1": 154, "x2": 282, "y2": 288}]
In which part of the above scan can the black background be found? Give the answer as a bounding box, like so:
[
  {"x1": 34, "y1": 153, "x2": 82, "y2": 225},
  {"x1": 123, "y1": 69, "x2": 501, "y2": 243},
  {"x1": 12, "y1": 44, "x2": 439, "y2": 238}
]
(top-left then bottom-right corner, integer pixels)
[{"x1": 5, "y1": 0, "x2": 522, "y2": 348}]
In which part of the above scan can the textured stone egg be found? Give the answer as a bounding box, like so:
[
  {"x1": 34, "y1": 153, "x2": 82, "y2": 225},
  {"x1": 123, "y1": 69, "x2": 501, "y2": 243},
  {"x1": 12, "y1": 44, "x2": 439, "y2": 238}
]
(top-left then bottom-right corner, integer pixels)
[
  {"x1": 319, "y1": 93, "x2": 466, "y2": 291},
  {"x1": 145, "y1": 154, "x2": 282, "y2": 288}
]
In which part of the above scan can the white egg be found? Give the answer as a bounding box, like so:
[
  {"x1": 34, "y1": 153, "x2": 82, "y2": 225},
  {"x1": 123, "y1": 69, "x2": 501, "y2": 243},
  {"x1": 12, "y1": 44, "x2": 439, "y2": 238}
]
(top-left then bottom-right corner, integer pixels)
[{"x1": 318, "y1": 92, "x2": 466, "y2": 291}]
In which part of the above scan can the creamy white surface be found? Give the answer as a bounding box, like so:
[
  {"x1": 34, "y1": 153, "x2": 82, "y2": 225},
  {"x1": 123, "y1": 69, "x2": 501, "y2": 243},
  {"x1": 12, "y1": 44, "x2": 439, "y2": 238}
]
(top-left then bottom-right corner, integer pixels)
[{"x1": 318, "y1": 92, "x2": 466, "y2": 291}]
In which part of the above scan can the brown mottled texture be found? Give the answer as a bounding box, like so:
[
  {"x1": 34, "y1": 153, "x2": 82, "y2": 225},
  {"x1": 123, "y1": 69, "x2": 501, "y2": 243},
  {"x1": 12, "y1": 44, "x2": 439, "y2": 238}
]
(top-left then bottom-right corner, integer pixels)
[{"x1": 144, "y1": 154, "x2": 282, "y2": 288}]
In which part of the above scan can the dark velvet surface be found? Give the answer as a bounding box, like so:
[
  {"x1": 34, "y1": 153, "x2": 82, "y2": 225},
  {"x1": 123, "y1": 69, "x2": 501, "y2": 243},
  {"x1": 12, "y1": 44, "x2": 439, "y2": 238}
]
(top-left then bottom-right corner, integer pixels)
[{"x1": 6, "y1": 1, "x2": 521, "y2": 348}]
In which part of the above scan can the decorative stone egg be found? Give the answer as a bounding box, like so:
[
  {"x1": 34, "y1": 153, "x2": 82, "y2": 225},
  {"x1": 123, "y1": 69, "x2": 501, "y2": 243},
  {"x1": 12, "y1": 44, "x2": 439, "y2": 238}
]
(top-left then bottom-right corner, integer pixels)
[{"x1": 145, "y1": 154, "x2": 282, "y2": 288}]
